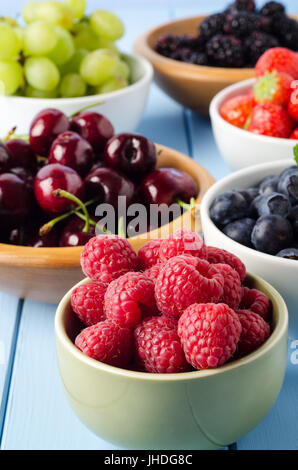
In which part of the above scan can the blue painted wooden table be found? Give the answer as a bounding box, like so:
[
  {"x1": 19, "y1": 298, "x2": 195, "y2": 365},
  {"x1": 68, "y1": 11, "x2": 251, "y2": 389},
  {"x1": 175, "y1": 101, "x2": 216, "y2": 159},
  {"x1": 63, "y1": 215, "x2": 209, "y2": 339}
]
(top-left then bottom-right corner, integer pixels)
[{"x1": 0, "y1": 0, "x2": 297, "y2": 450}]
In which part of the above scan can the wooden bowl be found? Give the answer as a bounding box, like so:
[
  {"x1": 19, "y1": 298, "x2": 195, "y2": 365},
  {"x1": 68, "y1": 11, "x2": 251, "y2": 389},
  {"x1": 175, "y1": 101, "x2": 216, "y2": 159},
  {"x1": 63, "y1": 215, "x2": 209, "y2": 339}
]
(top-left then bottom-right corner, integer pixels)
[
  {"x1": 0, "y1": 144, "x2": 214, "y2": 304},
  {"x1": 133, "y1": 15, "x2": 255, "y2": 115}
]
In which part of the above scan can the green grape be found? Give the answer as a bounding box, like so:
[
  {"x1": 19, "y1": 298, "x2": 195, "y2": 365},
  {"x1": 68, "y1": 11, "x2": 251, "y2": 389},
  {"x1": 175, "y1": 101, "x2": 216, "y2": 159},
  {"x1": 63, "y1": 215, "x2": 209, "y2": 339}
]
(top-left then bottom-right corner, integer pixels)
[
  {"x1": 114, "y1": 59, "x2": 130, "y2": 80},
  {"x1": 24, "y1": 57, "x2": 60, "y2": 91},
  {"x1": 24, "y1": 21, "x2": 58, "y2": 56},
  {"x1": 0, "y1": 24, "x2": 21, "y2": 60},
  {"x1": 59, "y1": 73, "x2": 86, "y2": 97},
  {"x1": 80, "y1": 49, "x2": 118, "y2": 86},
  {"x1": 59, "y1": 48, "x2": 88, "y2": 75},
  {"x1": 25, "y1": 85, "x2": 59, "y2": 98},
  {"x1": 35, "y1": 1, "x2": 74, "y2": 29},
  {"x1": 13, "y1": 27, "x2": 24, "y2": 47},
  {"x1": 96, "y1": 76, "x2": 128, "y2": 94},
  {"x1": 90, "y1": 10, "x2": 124, "y2": 41},
  {"x1": 64, "y1": 0, "x2": 86, "y2": 19},
  {"x1": 71, "y1": 21, "x2": 101, "y2": 51},
  {"x1": 97, "y1": 37, "x2": 120, "y2": 55},
  {"x1": 48, "y1": 26, "x2": 74, "y2": 65},
  {"x1": 0, "y1": 60, "x2": 23, "y2": 95},
  {"x1": 22, "y1": 1, "x2": 38, "y2": 23}
]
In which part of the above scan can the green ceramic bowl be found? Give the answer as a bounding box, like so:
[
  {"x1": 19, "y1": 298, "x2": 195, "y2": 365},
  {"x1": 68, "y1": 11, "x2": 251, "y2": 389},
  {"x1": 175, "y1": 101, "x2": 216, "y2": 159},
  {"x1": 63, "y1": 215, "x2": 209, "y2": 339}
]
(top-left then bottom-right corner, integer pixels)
[{"x1": 55, "y1": 273, "x2": 288, "y2": 450}]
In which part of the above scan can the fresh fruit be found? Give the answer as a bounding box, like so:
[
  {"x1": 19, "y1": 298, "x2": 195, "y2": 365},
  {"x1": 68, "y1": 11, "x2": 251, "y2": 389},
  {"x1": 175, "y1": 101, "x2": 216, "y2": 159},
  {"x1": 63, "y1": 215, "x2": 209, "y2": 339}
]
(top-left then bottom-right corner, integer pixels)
[
  {"x1": 236, "y1": 309, "x2": 270, "y2": 358},
  {"x1": 290, "y1": 128, "x2": 298, "y2": 139},
  {"x1": 248, "y1": 102, "x2": 292, "y2": 138},
  {"x1": 80, "y1": 234, "x2": 138, "y2": 283},
  {"x1": 0, "y1": 173, "x2": 34, "y2": 228},
  {"x1": 212, "y1": 262, "x2": 242, "y2": 308},
  {"x1": 178, "y1": 303, "x2": 242, "y2": 369},
  {"x1": 71, "y1": 280, "x2": 107, "y2": 326},
  {"x1": 220, "y1": 94, "x2": 255, "y2": 128},
  {"x1": 80, "y1": 49, "x2": 118, "y2": 86},
  {"x1": 276, "y1": 247, "x2": 298, "y2": 259},
  {"x1": 24, "y1": 57, "x2": 60, "y2": 92},
  {"x1": 5, "y1": 139, "x2": 37, "y2": 173},
  {"x1": 70, "y1": 111, "x2": 114, "y2": 153},
  {"x1": 34, "y1": 163, "x2": 85, "y2": 214},
  {"x1": 255, "y1": 47, "x2": 298, "y2": 78},
  {"x1": 90, "y1": 10, "x2": 124, "y2": 41},
  {"x1": 239, "y1": 286, "x2": 271, "y2": 320},
  {"x1": 159, "y1": 228, "x2": 207, "y2": 262},
  {"x1": 104, "y1": 133, "x2": 157, "y2": 181},
  {"x1": 253, "y1": 70, "x2": 293, "y2": 106},
  {"x1": 0, "y1": 143, "x2": 12, "y2": 173},
  {"x1": 288, "y1": 88, "x2": 298, "y2": 122},
  {"x1": 105, "y1": 272, "x2": 157, "y2": 328},
  {"x1": 59, "y1": 216, "x2": 95, "y2": 246},
  {"x1": 207, "y1": 246, "x2": 247, "y2": 281},
  {"x1": 206, "y1": 34, "x2": 245, "y2": 68},
  {"x1": 222, "y1": 218, "x2": 255, "y2": 247},
  {"x1": 49, "y1": 131, "x2": 94, "y2": 176},
  {"x1": 138, "y1": 239, "x2": 162, "y2": 270},
  {"x1": 0, "y1": 60, "x2": 23, "y2": 95},
  {"x1": 29, "y1": 108, "x2": 70, "y2": 156},
  {"x1": 251, "y1": 214, "x2": 293, "y2": 254},
  {"x1": 209, "y1": 190, "x2": 249, "y2": 227}
]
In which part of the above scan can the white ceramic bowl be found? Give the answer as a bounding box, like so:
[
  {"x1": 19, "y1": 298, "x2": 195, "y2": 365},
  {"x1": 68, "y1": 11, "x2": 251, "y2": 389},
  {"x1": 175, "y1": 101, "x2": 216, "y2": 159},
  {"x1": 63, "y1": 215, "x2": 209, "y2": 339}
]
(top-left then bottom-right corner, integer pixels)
[
  {"x1": 201, "y1": 159, "x2": 297, "y2": 315},
  {"x1": 0, "y1": 53, "x2": 153, "y2": 136},
  {"x1": 210, "y1": 78, "x2": 296, "y2": 171}
]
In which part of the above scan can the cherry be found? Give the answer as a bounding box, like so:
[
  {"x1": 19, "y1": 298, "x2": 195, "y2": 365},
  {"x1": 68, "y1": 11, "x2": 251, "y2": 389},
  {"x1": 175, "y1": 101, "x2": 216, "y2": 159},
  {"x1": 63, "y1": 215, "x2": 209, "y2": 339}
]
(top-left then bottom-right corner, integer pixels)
[
  {"x1": 9, "y1": 167, "x2": 34, "y2": 189},
  {"x1": 28, "y1": 228, "x2": 60, "y2": 247},
  {"x1": 34, "y1": 163, "x2": 85, "y2": 214},
  {"x1": 104, "y1": 133, "x2": 157, "y2": 181},
  {"x1": 29, "y1": 108, "x2": 70, "y2": 156},
  {"x1": 5, "y1": 139, "x2": 37, "y2": 173},
  {"x1": 0, "y1": 143, "x2": 11, "y2": 173},
  {"x1": 59, "y1": 216, "x2": 95, "y2": 247},
  {"x1": 49, "y1": 131, "x2": 94, "y2": 177},
  {"x1": 140, "y1": 168, "x2": 198, "y2": 206},
  {"x1": 0, "y1": 173, "x2": 34, "y2": 228},
  {"x1": 70, "y1": 111, "x2": 114, "y2": 153},
  {"x1": 85, "y1": 167, "x2": 135, "y2": 208}
]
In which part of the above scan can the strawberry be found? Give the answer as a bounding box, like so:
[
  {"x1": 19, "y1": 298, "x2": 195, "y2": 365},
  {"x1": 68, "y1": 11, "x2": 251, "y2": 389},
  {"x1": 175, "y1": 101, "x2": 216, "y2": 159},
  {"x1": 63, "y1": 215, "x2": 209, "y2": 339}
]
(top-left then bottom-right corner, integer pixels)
[
  {"x1": 248, "y1": 102, "x2": 293, "y2": 138},
  {"x1": 287, "y1": 86, "x2": 298, "y2": 122},
  {"x1": 220, "y1": 94, "x2": 255, "y2": 129},
  {"x1": 290, "y1": 128, "x2": 298, "y2": 139},
  {"x1": 255, "y1": 48, "x2": 298, "y2": 80},
  {"x1": 253, "y1": 70, "x2": 293, "y2": 107}
]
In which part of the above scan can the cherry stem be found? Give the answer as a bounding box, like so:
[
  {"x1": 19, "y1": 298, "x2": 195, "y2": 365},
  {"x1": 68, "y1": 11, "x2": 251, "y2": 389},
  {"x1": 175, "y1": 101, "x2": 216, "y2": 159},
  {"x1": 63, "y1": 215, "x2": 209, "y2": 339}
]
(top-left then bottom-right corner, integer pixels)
[
  {"x1": 74, "y1": 212, "x2": 111, "y2": 235},
  {"x1": 176, "y1": 197, "x2": 197, "y2": 213},
  {"x1": 118, "y1": 216, "x2": 126, "y2": 238},
  {"x1": 39, "y1": 197, "x2": 98, "y2": 236},
  {"x1": 52, "y1": 189, "x2": 90, "y2": 233},
  {"x1": 69, "y1": 101, "x2": 104, "y2": 118}
]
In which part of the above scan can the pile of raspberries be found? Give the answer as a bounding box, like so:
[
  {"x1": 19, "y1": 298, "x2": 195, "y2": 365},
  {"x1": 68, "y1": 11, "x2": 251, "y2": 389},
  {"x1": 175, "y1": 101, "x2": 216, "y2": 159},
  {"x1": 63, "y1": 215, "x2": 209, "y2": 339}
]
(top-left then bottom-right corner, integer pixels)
[
  {"x1": 72, "y1": 229, "x2": 272, "y2": 373},
  {"x1": 155, "y1": 1, "x2": 298, "y2": 67}
]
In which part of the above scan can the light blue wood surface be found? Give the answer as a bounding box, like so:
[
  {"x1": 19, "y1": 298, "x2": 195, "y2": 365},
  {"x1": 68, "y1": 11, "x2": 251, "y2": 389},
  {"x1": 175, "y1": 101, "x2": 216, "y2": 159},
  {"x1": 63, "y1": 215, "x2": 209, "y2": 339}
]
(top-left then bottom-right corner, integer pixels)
[{"x1": 0, "y1": 0, "x2": 297, "y2": 450}]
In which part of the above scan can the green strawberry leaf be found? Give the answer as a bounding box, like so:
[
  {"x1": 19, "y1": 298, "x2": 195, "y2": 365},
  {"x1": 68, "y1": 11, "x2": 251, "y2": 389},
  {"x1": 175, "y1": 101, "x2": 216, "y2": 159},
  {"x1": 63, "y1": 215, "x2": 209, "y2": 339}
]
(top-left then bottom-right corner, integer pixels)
[{"x1": 293, "y1": 144, "x2": 298, "y2": 165}]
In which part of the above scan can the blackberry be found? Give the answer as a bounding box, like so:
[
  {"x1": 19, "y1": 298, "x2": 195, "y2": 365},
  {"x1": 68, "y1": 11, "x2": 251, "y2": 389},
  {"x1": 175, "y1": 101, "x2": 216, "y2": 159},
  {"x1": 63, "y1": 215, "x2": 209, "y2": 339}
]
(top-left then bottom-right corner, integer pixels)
[
  {"x1": 244, "y1": 31, "x2": 280, "y2": 66},
  {"x1": 260, "y1": 2, "x2": 285, "y2": 17},
  {"x1": 206, "y1": 34, "x2": 245, "y2": 68},
  {"x1": 188, "y1": 52, "x2": 208, "y2": 65},
  {"x1": 227, "y1": 0, "x2": 256, "y2": 13},
  {"x1": 276, "y1": 16, "x2": 298, "y2": 51},
  {"x1": 155, "y1": 34, "x2": 182, "y2": 58},
  {"x1": 223, "y1": 11, "x2": 262, "y2": 37},
  {"x1": 199, "y1": 13, "x2": 225, "y2": 41}
]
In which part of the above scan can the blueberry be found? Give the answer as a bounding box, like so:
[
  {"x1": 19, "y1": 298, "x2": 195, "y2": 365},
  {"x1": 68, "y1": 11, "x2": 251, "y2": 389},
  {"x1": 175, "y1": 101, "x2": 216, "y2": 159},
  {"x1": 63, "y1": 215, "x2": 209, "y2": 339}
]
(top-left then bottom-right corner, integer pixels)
[
  {"x1": 257, "y1": 192, "x2": 290, "y2": 218},
  {"x1": 251, "y1": 214, "x2": 293, "y2": 255},
  {"x1": 279, "y1": 165, "x2": 298, "y2": 179},
  {"x1": 277, "y1": 168, "x2": 298, "y2": 204},
  {"x1": 249, "y1": 194, "x2": 264, "y2": 218},
  {"x1": 209, "y1": 191, "x2": 249, "y2": 227},
  {"x1": 276, "y1": 248, "x2": 298, "y2": 260},
  {"x1": 237, "y1": 187, "x2": 259, "y2": 204},
  {"x1": 259, "y1": 175, "x2": 279, "y2": 195},
  {"x1": 288, "y1": 205, "x2": 298, "y2": 238},
  {"x1": 223, "y1": 217, "x2": 255, "y2": 247}
]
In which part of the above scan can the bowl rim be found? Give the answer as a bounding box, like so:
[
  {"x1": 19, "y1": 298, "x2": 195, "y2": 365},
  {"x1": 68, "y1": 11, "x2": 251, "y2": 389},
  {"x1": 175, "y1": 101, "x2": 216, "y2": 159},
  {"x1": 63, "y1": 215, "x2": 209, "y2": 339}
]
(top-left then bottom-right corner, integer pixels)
[
  {"x1": 209, "y1": 77, "x2": 297, "y2": 146},
  {"x1": 0, "y1": 143, "x2": 213, "y2": 267},
  {"x1": 1, "y1": 52, "x2": 153, "y2": 104},
  {"x1": 201, "y1": 158, "x2": 298, "y2": 268},
  {"x1": 55, "y1": 273, "x2": 288, "y2": 383}
]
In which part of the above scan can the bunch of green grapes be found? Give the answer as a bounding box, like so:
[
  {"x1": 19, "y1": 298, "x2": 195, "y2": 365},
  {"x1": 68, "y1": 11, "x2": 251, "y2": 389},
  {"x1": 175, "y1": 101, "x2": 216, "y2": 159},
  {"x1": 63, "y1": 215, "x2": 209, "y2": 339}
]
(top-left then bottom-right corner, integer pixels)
[{"x1": 0, "y1": 0, "x2": 130, "y2": 98}]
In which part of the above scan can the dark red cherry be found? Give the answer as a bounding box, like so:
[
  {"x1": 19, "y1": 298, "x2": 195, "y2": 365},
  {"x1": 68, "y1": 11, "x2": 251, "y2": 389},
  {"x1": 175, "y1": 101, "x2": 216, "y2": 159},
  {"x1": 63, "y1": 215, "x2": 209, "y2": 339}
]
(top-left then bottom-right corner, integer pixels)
[
  {"x1": 70, "y1": 111, "x2": 114, "y2": 153},
  {"x1": 27, "y1": 228, "x2": 60, "y2": 247},
  {"x1": 0, "y1": 173, "x2": 34, "y2": 228},
  {"x1": 59, "y1": 217, "x2": 95, "y2": 247},
  {"x1": 104, "y1": 133, "x2": 157, "y2": 181},
  {"x1": 34, "y1": 163, "x2": 85, "y2": 214},
  {"x1": 29, "y1": 108, "x2": 70, "y2": 156},
  {"x1": 85, "y1": 167, "x2": 135, "y2": 208},
  {"x1": 5, "y1": 139, "x2": 37, "y2": 172},
  {"x1": 0, "y1": 142, "x2": 11, "y2": 173},
  {"x1": 9, "y1": 167, "x2": 34, "y2": 189},
  {"x1": 140, "y1": 168, "x2": 198, "y2": 206},
  {"x1": 49, "y1": 131, "x2": 94, "y2": 176}
]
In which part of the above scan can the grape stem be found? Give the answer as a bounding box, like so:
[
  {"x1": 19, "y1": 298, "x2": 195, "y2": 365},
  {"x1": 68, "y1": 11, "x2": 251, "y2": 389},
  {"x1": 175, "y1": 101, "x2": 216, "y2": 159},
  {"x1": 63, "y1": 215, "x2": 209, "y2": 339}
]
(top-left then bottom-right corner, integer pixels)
[
  {"x1": 69, "y1": 101, "x2": 104, "y2": 118},
  {"x1": 39, "y1": 197, "x2": 98, "y2": 236}
]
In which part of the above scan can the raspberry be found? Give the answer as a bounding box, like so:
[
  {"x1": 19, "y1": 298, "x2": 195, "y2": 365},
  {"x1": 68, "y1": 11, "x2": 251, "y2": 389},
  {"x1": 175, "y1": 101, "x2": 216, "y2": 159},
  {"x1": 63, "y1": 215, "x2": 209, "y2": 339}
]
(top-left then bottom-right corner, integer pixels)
[
  {"x1": 105, "y1": 272, "x2": 158, "y2": 328},
  {"x1": 75, "y1": 320, "x2": 133, "y2": 367},
  {"x1": 80, "y1": 235, "x2": 138, "y2": 283},
  {"x1": 155, "y1": 255, "x2": 224, "y2": 318},
  {"x1": 178, "y1": 303, "x2": 242, "y2": 369},
  {"x1": 144, "y1": 263, "x2": 164, "y2": 282},
  {"x1": 239, "y1": 286, "x2": 271, "y2": 321},
  {"x1": 138, "y1": 239, "x2": 161, "y2": 270},
  {"x1": 134, "y1": 316, "x2": 190, "y2": 373},
  {"x1": 159, "y1": 229, "x2": 207, "y2": 262},
  {"x1": 71, "y1": 281, "x2": 108, "y2": 326},
  {"x1": 235, "y1": 309, "x2": 270, "y2": 357},
  {"x1": 213, "y1": 263, "x2": 242, "y2": 309},
  {"x1": 207, "y1": 246, "x2": 246, "y2": 282}
]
